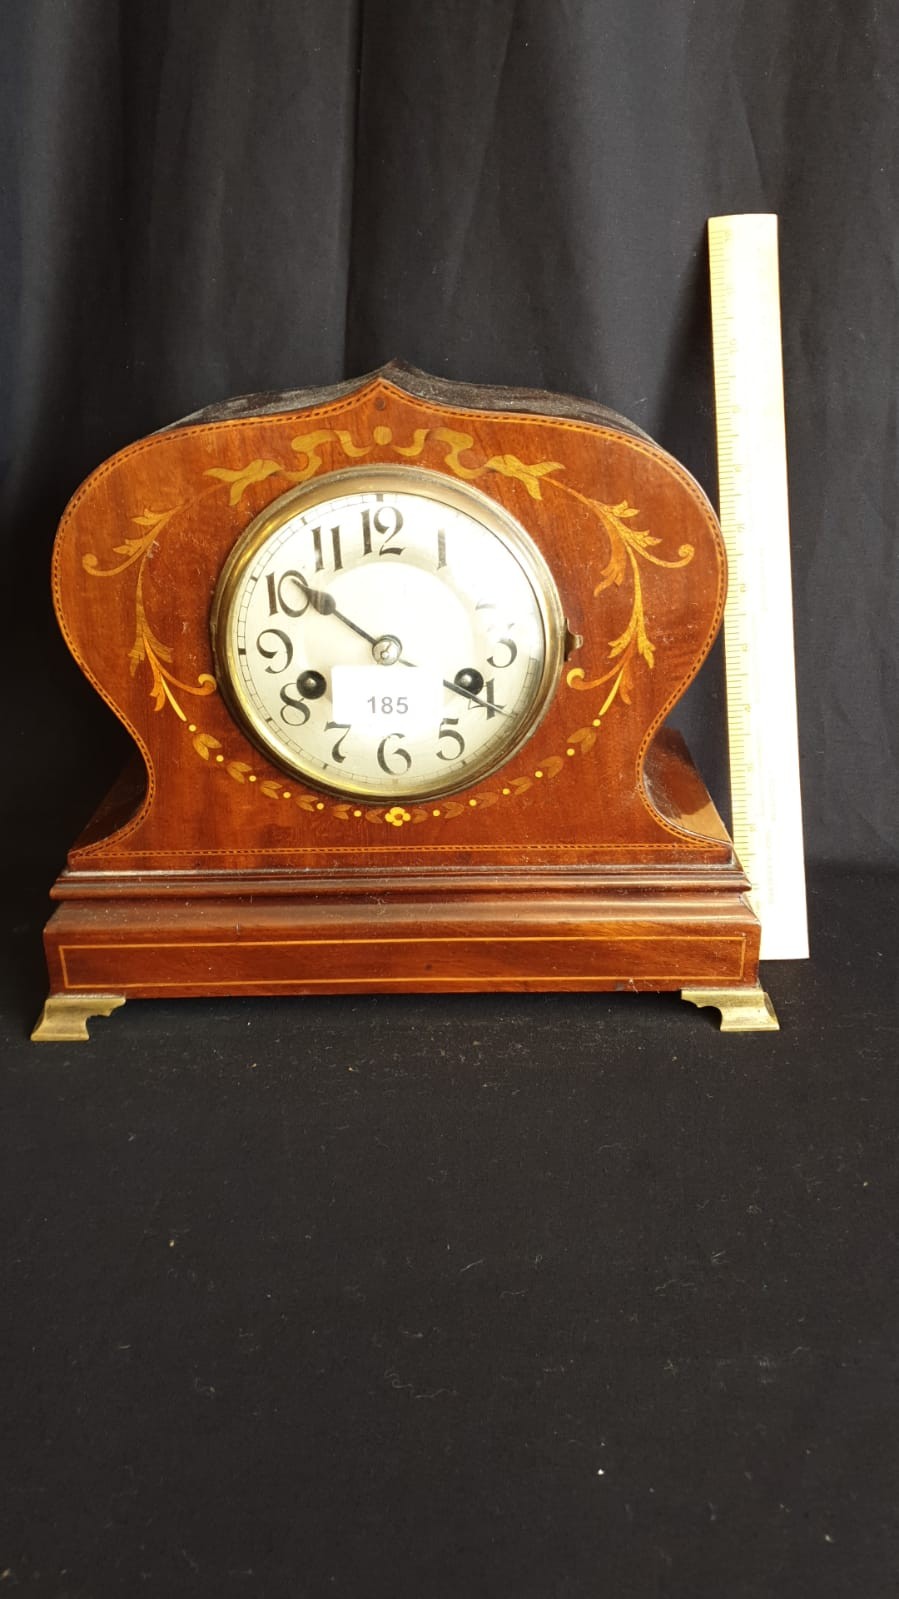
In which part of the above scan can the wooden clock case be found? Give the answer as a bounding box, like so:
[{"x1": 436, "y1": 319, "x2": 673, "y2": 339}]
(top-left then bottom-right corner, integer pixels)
[{"x1": 33, "y1": 363, "x2": 777, "y2": 1039}]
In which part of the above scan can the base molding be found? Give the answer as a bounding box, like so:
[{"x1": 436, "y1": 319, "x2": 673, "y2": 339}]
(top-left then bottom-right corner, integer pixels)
[
  {"x1": 34, "y1": 729, "x2": 777, "y2": 1039},
  {"x1": 31, "y1": 877, "x2": 777, "y2": 1037}
]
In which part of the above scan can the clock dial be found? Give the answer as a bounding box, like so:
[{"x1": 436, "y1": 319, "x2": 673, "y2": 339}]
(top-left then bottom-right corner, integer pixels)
[{"x1": 211, "y1": 466, "x2": 566, "y2": 800}]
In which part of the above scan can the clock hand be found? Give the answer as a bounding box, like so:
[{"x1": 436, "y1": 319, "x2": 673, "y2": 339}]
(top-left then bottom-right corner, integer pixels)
[
  {"x1": 441, "y1": 678, "x2": 509, "y2": 717},
  {"x1": 288, "y1": 575, "x2": 510, "y2": 716},
  {"x1": 290, "y1": 575, "x2": 413, "y2": 667},
  {"x1": 298, "y1": 577, "x2": 379, "y2": 647}
]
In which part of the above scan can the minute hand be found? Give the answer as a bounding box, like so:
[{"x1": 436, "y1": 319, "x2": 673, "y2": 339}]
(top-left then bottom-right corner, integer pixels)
[{"x1": 441, "y1": 678, "x2": 510, "y2": 717}]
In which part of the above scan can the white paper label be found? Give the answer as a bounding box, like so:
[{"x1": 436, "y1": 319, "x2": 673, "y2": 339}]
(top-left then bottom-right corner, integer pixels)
[{"x1": 330, "y1": 664, "x2": 444, "y2": 729}]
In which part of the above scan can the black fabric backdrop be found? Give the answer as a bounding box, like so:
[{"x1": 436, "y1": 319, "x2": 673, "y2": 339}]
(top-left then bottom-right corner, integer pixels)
[
  {"x1": 1, "y1": 0, "x2": 897, "y2": 874},
  {"x1": 2, "y1": 6, "x2": 899, "y2": 1599}
]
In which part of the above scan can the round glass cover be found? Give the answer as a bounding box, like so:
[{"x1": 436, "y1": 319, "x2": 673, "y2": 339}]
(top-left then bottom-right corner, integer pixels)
[{"x1": 211, "y1": 465, "x2": 566, "y2": 801}]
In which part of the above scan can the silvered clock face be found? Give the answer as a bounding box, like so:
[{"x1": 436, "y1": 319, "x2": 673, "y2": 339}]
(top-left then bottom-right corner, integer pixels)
[{"x1": 211, "y1": 466, "x2": 566, "y2": 801}]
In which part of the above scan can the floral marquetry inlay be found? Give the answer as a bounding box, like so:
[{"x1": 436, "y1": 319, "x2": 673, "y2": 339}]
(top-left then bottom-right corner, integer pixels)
[{"x1": 78, "y1": 394, "x2": 702, "y2": 826}]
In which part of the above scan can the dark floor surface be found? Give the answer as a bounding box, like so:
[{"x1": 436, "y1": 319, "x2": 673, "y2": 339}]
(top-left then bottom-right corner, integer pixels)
[{"x1": 2, "y1": 866, "x2": 897, "y2": 1598}]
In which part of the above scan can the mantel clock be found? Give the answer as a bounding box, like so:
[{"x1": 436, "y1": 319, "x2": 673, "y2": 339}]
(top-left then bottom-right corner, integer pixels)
[{"x1": 32, "y1": 364, "x2": 778, "y2": 1040}]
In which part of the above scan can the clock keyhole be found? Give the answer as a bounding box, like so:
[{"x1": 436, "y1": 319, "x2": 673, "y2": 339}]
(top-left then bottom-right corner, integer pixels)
[
  {"x1": 297, "y1": 670, "x2": 327, "y2": 699},
  {"x1": 454, "y1": 667, "x2": 485, "y2": 697}
]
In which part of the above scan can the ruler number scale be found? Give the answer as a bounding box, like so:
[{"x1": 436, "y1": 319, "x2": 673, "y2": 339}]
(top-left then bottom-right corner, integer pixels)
[{"x1": 708, "y1": 213, "x2": 809, "y2": 961}]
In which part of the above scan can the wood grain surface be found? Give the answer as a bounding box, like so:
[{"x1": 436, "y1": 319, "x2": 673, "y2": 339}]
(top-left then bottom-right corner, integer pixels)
[{"x1": 39, "y1": 366, "x2": 763, "y2": 1010}]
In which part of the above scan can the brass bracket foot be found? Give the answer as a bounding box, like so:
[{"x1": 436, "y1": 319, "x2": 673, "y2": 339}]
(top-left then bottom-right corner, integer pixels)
[
  {"x1": 682, "y1": 986, "x2": 779, "y2": 1032},
  {"x1": 31, "y1": 994, "x2": 126, "y2": 1043}
]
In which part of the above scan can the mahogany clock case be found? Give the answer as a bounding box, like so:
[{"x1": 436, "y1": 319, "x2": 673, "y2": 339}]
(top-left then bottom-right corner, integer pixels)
[{"x1": 33, "y1": 364, "x2": 773, "y2": 1036}]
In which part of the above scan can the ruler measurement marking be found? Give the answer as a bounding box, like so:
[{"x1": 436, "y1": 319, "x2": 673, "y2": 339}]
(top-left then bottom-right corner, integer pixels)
[{"x1": 708, "y1": 213, "x2": 809, "y2": 961}]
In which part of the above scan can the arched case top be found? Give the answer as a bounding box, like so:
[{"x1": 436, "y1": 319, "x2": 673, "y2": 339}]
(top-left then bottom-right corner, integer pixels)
[{"x1": 53, "y1": 363, "x2": 730, "y2": 876}]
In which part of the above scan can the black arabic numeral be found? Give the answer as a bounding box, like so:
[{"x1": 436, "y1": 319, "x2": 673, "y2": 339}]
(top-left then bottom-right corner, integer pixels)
[
  {"x1": 377, "y1": 733, "x2": 412, "y2": 774},
  {"x1": 374, "y1": 505, "x2": 405, "y2": 557},
  {"x1": 487, "y1": 634, "x2": 518, "y2": 669},
  {"x1": 436, "y1": 718, "x2": 465, "y2": 761},
  {"x1": 255, "y1": 628, "x2": 294, "y2": 674},
  {"x1": 279, "y1": 678, "x2": 311, "y2": 727},
  {"x1": 324, "y1": 720, "x2": 352, "y2": 764},
  {"x1": 311, "y1": 525, "x2": 343, "y2": 572},
  {"x1": 466, "y1": 677, "x2": 504, "y2": 719},
  {"x1": 267, "y1": 570, "x2": 311, "y2": 618}
]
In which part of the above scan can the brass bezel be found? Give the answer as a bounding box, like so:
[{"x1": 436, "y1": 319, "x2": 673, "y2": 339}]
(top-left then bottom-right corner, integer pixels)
[{"x1": 210, "y1": 464, "x2": 567, "y2": 802}]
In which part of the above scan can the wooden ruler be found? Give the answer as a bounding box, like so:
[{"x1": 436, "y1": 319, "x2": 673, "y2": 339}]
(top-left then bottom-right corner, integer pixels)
[{"x1": 708, "y1": 213, "x2": 809, "y2": 960}]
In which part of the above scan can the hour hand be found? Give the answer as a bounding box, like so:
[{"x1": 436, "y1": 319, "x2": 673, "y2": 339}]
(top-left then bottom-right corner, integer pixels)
[
  {"x1": 304, "y1": 581, "x2": 338, "y2": 618},
  {"x1": 288, "y1": 575, "x2": 378, "y2": 648}
]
